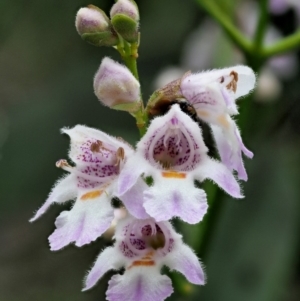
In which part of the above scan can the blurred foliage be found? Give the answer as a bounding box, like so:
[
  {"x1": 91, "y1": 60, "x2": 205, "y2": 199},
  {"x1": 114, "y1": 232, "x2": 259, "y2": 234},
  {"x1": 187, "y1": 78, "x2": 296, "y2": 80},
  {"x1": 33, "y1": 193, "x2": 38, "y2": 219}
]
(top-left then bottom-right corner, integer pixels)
[{"x1": 0, "y1": 0, "x2": 300, "y2": 301}]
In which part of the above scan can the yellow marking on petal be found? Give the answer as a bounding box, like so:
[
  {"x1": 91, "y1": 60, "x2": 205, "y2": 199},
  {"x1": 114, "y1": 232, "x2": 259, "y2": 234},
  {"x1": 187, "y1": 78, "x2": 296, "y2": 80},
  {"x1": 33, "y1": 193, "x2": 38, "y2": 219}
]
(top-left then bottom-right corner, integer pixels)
[
  {"x1": 197, "y1": 110, "x2": 210, "y2": 118},
  {"x1": 162, "y1": 170, "x2": 186, "y2": 179},
  {"x1": 128, "y1": 260, "x2": 155, "y2": 269},
  {"x1": 217, "y1": 115, "x2": 230, "y2": 128},
  {"x1": 80, "y1": 190, "x2": 103, "y2": 201}
]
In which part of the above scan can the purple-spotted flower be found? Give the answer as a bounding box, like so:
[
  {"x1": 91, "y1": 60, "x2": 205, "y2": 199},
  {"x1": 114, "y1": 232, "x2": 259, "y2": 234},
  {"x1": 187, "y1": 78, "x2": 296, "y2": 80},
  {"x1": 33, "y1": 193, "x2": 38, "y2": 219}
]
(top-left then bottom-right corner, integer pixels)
[
  {"x1": 117, "y1": 105, "x2": 242, "y2": 224},
  {"x1": 83, "y1": 215, "x2": 205, "y2": 301},
  {"x1": 30, "y1": 125, "x2": 134, "y2": 250},
  {"x1": 180, "y1": 66, "x2": 255, "y2": 180}
]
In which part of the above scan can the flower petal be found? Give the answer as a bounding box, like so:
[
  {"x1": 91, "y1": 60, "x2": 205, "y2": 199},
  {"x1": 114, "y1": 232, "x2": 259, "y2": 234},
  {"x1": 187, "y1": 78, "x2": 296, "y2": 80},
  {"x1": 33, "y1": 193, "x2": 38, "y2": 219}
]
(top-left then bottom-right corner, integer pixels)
[
  {"x1": 48, "y1": 190, "x2": 114, "y2": 250},
  {"x1": 117, "y1": 155, "x2": 146, "y2": 196},
  {"x1": 29, "y1": 175, "x2": 77, "y2": 222},
  {"x1": 143, "y1": 173, "x2": 208, "y2": 224},
  {"x1": 83, "y1": 246, "x2": 124, "y2": 291},
  {"x1": 62, "y1": 124, "x2": 134, "y2": 164},
  {"x1": 194, "y1": 157, "x2": 243, "y2": 198},
  {"x1": 164, "y1": 242, "x2": 205, "y2": 285},
  {"x1": 119, "y1": 178, "x2": 150, "y2": 219},
  {"x1": 137, "y1": 104, "x2": 208, "y2": 172},
  {"x1": 211, "y1": 123, "x2": 253, "y2": 181},
  {"x1": 181, "y1": 65, "x2": 255, "y2": 100},
  {"x1": 106, "y1": 267, "x2": 173, "y2": 301}
]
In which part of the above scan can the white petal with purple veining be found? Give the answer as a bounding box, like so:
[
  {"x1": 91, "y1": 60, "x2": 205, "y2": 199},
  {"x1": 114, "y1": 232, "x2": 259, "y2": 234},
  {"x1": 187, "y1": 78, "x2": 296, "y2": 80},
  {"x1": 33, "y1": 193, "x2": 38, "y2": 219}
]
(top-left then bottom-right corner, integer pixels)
[
  {"x1": 193, "y1": 157, "x2": 243, "y2": 198},
  {"x1": 49, "y1": 190, "x2": 114, "y2": 250},
  {"x1": 83, "y1": 247, "x2": 125, "y2": 291},
  {"x1": 143, "y1": 172, "x2": 208, "y2": 223},
  {"x1": 106, "y1": 267, "x2": 173, "y2": 301},
  {"x1": 165, "y1": 242, "x2": 205, "y2": 285},
  {"x1": 119, "y1": 178, "x2": 150, "y2": 219},
  {"x1": 117, "y1": 154, "x2": 147, "y2": 196},
  {"x1": 29, "y1": 175, "x2": 77, "y2": 222}
]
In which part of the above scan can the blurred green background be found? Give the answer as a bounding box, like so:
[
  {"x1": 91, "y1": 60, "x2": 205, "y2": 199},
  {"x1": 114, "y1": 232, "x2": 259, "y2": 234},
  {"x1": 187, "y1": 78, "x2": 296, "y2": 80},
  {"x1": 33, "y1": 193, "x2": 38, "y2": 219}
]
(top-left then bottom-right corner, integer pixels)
[{"x1": 0, "y1": 0, "x2": 300, "y2": 300}]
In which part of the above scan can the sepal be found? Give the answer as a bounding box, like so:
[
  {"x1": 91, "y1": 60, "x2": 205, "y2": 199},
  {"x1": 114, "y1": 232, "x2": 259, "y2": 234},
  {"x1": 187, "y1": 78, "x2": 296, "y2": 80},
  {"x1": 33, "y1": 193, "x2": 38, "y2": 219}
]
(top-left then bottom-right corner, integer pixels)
[{"x1": 110, "y1": 0, "x2": 139, "y2": 43}]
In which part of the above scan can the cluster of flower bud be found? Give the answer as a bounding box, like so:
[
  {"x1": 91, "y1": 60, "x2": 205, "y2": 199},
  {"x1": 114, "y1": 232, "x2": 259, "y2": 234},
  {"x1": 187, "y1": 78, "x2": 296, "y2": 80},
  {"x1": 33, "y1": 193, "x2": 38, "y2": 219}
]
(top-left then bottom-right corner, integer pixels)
[{"x1": 75, "y1": 0, "x2": 139, "y2": 47}]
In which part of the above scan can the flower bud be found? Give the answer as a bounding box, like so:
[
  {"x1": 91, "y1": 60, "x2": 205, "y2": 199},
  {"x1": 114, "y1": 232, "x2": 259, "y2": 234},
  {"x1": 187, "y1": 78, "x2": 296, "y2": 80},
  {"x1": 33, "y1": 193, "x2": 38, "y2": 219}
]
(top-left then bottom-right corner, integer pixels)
[
  {"x1": 94, "y1": 57, "x2": 141, "y2": 112},
  {"x1": 110, "y1": 0, "x2": 139, "y2": 43},
  {"x1": 75, "y1": 5, "x2": 118, "y2": 47}
]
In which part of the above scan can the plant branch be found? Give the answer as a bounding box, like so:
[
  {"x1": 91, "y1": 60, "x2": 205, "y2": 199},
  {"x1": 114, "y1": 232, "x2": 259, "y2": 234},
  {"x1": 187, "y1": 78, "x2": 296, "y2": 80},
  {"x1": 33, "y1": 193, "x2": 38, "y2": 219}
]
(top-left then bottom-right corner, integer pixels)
[
  {"x1": 262, "y1": 30, "x2": 300, "y2": 57},
  {"x1": 194, "y1": 0, "x2": 252, "y2": 54},
  {"x1": 253, "y1": 0, "x2": 269, "y2": 53}
]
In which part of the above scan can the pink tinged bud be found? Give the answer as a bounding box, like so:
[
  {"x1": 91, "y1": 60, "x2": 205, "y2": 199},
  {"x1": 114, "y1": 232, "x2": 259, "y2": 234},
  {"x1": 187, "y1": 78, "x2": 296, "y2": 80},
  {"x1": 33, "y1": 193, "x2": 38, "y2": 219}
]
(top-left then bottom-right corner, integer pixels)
[
  {"x1": 110, "y1": 0, "x2": 139, "y2": 43},
  {"x1": 110, "y1": 0, "x2": 139, "y2": 21},
  {"x1": 75, "y1": 6, "x2": 109, "y2": 35},
  {"x1": 94, "y1": 57, "x2": 141, "y2": 112}
]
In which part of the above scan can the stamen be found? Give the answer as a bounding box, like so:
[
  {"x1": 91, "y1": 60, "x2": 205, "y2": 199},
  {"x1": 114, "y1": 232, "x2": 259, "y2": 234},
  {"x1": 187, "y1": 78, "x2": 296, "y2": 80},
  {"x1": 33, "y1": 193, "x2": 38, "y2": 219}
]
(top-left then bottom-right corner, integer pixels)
[
  {"x1": 115, "y1": 147, "x2": 125, "y2": 170},
  {"x1": 56, "y1": 159, "x2": 73, "y2": 173},
  {"x1": 90, "y1": 140, "x2": 102, "y2": 153},
  {"x1": 226, "y1": 70, "x2": 239, "y2": 93}
]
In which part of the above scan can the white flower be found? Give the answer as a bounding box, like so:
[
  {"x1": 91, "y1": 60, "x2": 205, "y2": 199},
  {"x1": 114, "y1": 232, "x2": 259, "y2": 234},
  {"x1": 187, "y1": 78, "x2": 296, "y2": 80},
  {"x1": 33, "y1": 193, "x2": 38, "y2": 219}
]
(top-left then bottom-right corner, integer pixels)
[
  {"x1": 83, "y1": 216, "x2": 205, "y2": 301},
  {"x1": 117, "y1": 105, "x2": 242, "y2": 224},
  {"x1": 30, "y1": 125, "x2": 134, "y2": 250},
  {"x1": 180, "y1": 66, "x2": 256, "y2": 180}
]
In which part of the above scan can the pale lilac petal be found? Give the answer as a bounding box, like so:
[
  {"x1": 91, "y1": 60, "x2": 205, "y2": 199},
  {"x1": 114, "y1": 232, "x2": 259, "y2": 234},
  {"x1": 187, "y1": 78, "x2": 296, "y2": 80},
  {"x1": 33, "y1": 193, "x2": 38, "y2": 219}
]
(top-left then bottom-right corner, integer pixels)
[
  {"x1": 194, "y1": 157, "x2": 243, "y2": 198},
  {"x1": 164, "y1": 243, "x2": 205, "y2": 285},
  {"x1": 106, "y1": 267, "x2": 173, "y2": 301},
  {"x1": 119, "y1": 178, "x2": 150, "y2": 219},
  {"x1": 49, "y1": 192, "x2": 114, "y2": 250},
  {"x1": 211, "y1": 123, "x2": 253, "y2": 181},
  {"x1": 117, "y1": 155, "x2": 145, "y2": 196},
  {"x1": 83, "y1": 247, "x2": 124, "y2": 291},
  {"x1": 29, "y1": 175, "x2": 77, "y2": 222},
  {"x1": 235, "y1": 127, "x2": 253, "y2": 158},
  {"x1": 143, "y1": 174, "x2": 208, "y2": 224},
  {"x1": 221, "y1": 87, "x2": 238, "y2": 115}
]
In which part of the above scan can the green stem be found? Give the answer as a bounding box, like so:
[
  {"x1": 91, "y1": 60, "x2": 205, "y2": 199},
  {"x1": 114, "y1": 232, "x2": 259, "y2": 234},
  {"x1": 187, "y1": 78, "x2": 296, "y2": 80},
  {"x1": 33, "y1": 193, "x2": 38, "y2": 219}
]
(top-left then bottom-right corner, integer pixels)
[
  {"x1": 116, "y1": 38, "x2": 149, "y2": 137},
  {"x1": 262, "y1": 29, "x2": 300, "y2": 57},
  {"x1": 122, "y1": 41, "x2": 139, "y2": 81},
  {"x1": 194, "y1": 0, "x2": 252, "y2": 54},
  {"x1": 253, "y1": 0, "x2": 269, "y2": 53}
]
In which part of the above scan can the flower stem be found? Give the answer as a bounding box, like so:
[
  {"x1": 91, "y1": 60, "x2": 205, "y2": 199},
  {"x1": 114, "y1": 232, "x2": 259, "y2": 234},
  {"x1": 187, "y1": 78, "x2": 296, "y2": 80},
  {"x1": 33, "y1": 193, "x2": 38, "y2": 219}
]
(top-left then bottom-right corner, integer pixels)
[
  {"x1": 194, "y1": 0, "x2": 252, "y2": 54},
  {"x1": 117, "y1": 38, "x2": 148, "y2": 137},
  {"x1": 262, "y1": 29, "x2": 300, "y2": 57},
  {"x1": 253, "y1": 0, "x2": 269, "y2": 53}
]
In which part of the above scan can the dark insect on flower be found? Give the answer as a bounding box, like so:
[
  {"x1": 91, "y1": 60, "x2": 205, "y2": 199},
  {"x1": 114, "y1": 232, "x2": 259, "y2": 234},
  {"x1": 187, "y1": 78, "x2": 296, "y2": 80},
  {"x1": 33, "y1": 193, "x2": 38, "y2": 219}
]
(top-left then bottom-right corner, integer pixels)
[{"x1": 148, "y1": 98, "x2": 200, "y2": 122}]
